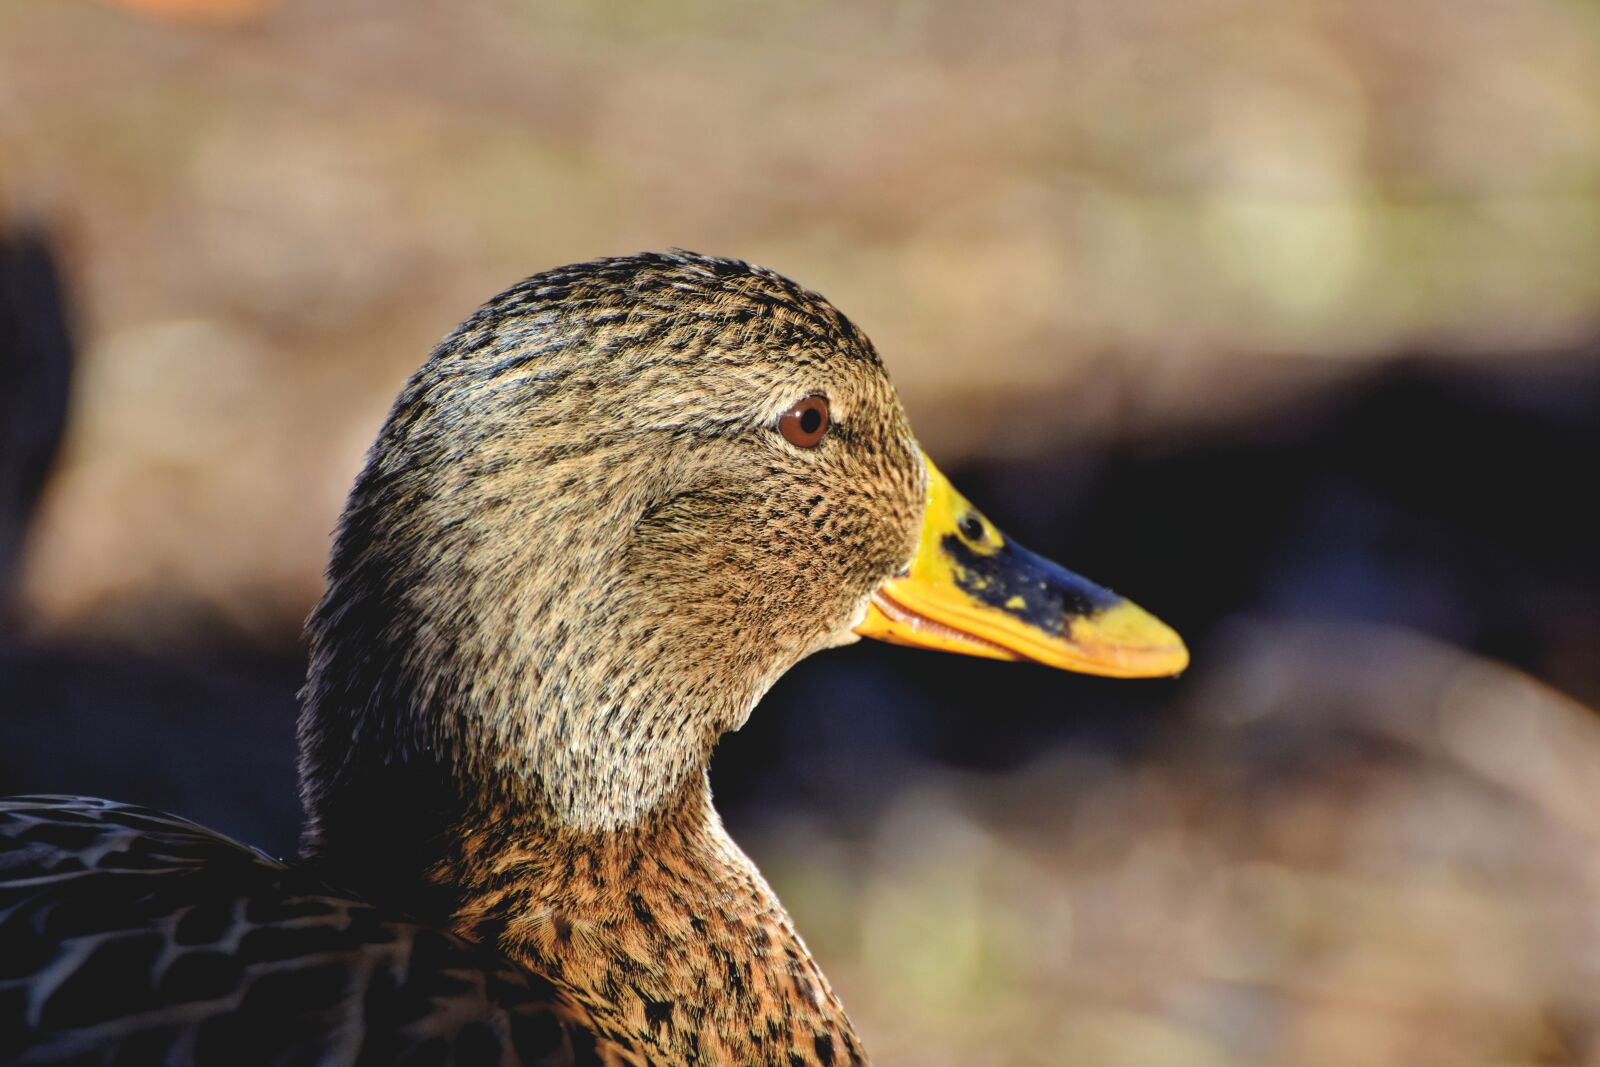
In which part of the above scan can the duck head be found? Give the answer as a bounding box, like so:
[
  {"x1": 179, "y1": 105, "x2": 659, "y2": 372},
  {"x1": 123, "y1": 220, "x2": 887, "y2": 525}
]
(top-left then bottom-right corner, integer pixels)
[{"x1": 299, "y1": 252, "x2": 1185, "y2": 842}]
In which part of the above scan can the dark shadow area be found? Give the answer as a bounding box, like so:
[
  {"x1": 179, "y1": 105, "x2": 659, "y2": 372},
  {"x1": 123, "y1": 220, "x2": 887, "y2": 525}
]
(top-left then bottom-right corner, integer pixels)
[{"x1": 0, "y1": 225, "x2": 72, "y2": 628}]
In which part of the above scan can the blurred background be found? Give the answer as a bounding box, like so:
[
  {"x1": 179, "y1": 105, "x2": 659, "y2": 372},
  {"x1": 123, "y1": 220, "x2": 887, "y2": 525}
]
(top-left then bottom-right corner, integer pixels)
[{"x1": 3, "y1": 1, "x2": 1599, "y2": 1063}]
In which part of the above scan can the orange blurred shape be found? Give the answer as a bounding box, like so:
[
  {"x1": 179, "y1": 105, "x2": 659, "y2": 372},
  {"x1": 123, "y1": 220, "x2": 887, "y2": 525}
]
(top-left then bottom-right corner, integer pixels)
[{"x1": 101, "y1": 0, "x2": 275, "y2": 24}]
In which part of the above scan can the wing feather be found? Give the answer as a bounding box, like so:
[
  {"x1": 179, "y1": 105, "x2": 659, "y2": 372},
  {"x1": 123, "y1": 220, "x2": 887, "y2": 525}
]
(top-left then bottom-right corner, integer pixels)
[{"x1": 0, "y1": 797, "x2": 643, "y2": 1067}]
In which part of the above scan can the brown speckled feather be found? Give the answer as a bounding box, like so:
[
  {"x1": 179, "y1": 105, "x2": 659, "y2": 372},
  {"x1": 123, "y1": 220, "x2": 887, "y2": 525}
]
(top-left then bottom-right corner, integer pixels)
[{"x1": 444, "y1": 781, "x2": 865, "y2": 1066}]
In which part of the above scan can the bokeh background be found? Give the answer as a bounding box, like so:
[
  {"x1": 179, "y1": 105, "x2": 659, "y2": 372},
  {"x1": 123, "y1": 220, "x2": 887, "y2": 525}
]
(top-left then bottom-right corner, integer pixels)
[{"x1": 4, "y1": 1, "x2": 1600, "y2": 1063}]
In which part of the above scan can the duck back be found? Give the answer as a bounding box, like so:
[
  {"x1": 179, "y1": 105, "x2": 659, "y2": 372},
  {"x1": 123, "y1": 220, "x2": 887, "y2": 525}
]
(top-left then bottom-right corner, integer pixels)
[{"x1": 0, "y1": 796, "x2": 641, "y2": 1066}]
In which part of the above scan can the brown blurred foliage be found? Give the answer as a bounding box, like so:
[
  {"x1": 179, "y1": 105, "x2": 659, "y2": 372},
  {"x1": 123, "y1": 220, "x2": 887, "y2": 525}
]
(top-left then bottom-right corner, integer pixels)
[{"x1": 760, "y1": 623, "x2": 1600, "y2": 1065}]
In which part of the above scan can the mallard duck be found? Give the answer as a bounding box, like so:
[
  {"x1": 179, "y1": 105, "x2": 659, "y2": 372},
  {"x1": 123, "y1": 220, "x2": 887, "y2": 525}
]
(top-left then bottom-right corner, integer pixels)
[{"x1": 0, "y1": 252, "x2": 1186, "y2": 1065}]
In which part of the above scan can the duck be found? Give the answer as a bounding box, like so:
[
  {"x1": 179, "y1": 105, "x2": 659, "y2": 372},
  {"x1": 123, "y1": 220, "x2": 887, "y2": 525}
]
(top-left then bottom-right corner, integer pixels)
[{"x1": 0, "y1": 251, "x2": 1187, "y2": 1066}]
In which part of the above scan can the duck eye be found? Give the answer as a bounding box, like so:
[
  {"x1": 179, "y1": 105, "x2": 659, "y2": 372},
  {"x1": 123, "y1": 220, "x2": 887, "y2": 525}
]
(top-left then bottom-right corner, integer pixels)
[{"x1": 778, "y1": 395, "x2": 830, "y2": 448}]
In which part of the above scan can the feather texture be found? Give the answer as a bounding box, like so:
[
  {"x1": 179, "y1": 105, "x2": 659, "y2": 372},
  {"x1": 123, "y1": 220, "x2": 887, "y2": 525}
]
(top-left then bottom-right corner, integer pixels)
[
  {"x1": 0, "y1": 796, "x2": 642, "y2": 1066},
  {"x1": 2, "y1": 252, "x2": 927, "y2": 1064}
]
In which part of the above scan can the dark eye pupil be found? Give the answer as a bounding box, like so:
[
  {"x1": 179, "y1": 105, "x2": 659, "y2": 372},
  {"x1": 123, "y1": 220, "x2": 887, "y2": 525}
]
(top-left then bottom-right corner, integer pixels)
[
  {"x1": 778, "y1": 395, "x2": 829, "y2": 447},
  {"x1": 959, "y1": 514, "x2": 984, "y2": 541}
]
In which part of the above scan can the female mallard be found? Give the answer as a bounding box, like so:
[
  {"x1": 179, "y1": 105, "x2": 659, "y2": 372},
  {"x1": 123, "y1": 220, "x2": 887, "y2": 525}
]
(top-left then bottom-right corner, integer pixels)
[{"x1": 0, "y1": 252, "x2": 1186, "y2": 1065}]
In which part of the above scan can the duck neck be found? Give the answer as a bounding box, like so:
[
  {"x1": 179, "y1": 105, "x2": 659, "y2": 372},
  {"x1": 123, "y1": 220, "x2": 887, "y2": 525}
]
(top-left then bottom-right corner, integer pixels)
[
  {"x1": 455, "y1": 773, "x2": 864, "y2": 1065},
  {"x1": 464, "y1": 771, "x2": 857, "y2": 1055},
  {"x1": 306, "y1": 756, "x2": 866, "y2": 1065},
  {"x1": 296, "y1": 670, "x2": 718, "y2": 916}
]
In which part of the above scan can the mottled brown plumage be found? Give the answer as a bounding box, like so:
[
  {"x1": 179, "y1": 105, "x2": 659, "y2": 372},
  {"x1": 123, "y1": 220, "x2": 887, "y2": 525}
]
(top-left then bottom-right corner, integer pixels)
[
  {"x1": 293, "y1": 251, "x2": 924, "y2": 1063},
  {"x1": 10, "y1": 250, "x2": 1154, "y2": 1064},
  {"x1": 3, "y1": 249, "x2": 1191, "y2": 1063}
]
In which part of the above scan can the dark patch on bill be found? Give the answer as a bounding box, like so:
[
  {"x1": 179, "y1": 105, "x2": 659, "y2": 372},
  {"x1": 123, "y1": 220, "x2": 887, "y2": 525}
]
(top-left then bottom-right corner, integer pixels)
[{"x1": 940, "y1": 534, "x2": 1122, "y2": 635}]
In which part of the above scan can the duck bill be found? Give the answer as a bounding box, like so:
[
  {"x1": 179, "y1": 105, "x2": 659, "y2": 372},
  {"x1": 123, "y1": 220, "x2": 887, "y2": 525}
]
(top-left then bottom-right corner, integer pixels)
[{"x1": 854, "y1": 456, "x2": 1188, "y2": 678}]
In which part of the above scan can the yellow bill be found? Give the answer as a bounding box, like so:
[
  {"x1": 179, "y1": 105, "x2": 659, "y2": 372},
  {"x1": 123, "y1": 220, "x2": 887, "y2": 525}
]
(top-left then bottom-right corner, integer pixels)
[{"x1": 855, "y1": 455, "x2": 1188, "y2": 678}]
